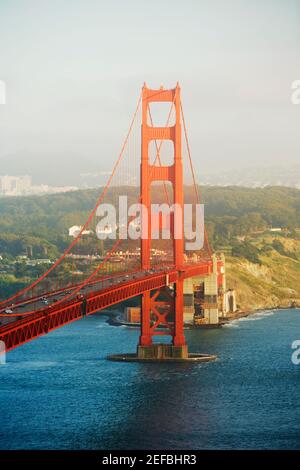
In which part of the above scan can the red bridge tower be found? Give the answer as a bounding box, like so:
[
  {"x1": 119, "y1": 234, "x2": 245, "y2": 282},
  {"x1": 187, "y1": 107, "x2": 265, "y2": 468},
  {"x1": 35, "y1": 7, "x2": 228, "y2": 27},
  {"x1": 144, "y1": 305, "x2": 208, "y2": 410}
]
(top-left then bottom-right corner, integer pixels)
[{"x1": 138, "y1": 83, "x2": 187, "y2": 359}]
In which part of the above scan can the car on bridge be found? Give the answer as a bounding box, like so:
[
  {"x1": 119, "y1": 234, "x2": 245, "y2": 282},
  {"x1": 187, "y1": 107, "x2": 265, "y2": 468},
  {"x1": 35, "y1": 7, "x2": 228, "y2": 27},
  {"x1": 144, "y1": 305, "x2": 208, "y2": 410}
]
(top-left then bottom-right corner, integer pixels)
[{"x1": 4, "y1": 309, "x2": 13, "y2": 314}]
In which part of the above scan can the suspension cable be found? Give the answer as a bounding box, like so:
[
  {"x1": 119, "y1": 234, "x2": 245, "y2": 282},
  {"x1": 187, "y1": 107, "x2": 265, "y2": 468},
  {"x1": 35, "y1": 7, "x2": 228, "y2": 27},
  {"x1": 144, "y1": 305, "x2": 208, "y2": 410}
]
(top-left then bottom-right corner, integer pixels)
[
  {"x1": 1, "y1": 89, "x2": 177, "y2": 316},
  {"x1": 0, "y1": 93, "x2": 142, "y2": 307},
  {"x1": 180, "y1": 101, "x2": 212, "y2": 257}
]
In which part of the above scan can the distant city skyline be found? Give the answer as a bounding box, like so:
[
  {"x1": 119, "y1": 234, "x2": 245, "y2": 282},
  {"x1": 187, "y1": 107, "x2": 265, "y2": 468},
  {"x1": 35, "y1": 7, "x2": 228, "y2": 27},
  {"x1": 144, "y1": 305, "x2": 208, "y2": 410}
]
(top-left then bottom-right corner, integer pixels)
[
  {"x1": 0, "y1": 0, "x2": 300, "y2": 180},
  {"x1": 0, "y1": 173, "x2": 77, "y2": 196},
  {"x1": 1, "y1": 161, "x2": 300, "y2": 196}
]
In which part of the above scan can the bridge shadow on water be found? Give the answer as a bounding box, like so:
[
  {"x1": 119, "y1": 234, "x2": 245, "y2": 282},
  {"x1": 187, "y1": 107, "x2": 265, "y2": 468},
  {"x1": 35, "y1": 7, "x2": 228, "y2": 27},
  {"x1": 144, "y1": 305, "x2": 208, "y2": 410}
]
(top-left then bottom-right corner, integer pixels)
[
  {"x1": 74, "y1": 323, "x2": 228, "y2": 450},
  {"x1": 78, "y1": 361, "x2": 218, "y2": 450}
]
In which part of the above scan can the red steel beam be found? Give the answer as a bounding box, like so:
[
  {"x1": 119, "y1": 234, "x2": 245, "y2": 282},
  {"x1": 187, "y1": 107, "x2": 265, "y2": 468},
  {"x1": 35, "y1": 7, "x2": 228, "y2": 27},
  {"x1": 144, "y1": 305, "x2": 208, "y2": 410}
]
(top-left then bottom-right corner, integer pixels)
[{"x1": 0, "y1": 261, "x2": 220, "y2": 352}]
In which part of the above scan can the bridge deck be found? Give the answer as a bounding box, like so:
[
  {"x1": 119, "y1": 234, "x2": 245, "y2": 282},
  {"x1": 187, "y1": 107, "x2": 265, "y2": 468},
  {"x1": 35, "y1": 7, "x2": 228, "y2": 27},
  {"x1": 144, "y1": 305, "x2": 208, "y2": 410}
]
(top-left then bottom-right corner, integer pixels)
[{"x1": 0, "y1": 262, "x2": 213, "y2": 352}]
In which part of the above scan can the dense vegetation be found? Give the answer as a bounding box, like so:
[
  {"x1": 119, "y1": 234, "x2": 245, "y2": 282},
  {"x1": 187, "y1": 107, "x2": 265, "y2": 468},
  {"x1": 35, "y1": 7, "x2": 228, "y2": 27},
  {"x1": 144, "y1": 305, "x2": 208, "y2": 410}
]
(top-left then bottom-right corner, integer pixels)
[
  {"x1": 0, "y1": 185, "x2": 299, "y2": 258},
  {"x1": 0, "y1": 185, "x2": 299, "y2": 302},
  {"x1": 201, "y1": 186, "x2": 300, "y2": 243}
]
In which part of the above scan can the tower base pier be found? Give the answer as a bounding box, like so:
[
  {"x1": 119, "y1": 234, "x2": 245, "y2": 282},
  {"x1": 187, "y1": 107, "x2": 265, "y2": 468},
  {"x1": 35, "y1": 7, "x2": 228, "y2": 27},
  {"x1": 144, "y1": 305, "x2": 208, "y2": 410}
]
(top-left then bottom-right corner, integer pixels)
[
  {"x1": 137, "y1": 343, "x2": 188, "y2": 360},
  {"x1": 107, "y1": 343, "x2": 217, "y2": 363}
]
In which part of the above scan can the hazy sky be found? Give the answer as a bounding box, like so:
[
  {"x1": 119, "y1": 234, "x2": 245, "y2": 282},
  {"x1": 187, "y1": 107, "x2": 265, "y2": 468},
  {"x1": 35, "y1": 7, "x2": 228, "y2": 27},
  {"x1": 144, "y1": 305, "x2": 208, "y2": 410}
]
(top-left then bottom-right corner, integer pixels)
[{"x1": 0, "y1": 0, "x2": 299, "y2": 178}]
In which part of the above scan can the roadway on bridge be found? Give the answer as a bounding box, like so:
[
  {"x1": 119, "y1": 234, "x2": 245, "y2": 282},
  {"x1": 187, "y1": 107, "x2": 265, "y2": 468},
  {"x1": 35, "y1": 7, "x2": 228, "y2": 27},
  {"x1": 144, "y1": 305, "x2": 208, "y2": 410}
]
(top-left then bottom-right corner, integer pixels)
[{"x1": 0, "y1": 266, "x2": 169, "y2": 327}]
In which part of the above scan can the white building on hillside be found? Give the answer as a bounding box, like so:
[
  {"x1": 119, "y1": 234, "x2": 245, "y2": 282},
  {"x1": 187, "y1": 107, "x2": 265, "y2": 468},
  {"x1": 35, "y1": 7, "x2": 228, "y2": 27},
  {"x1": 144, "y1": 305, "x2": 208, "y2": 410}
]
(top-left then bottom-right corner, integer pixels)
[{"x1": 69, "y1": 225, "x2": 93, "y2": 238}]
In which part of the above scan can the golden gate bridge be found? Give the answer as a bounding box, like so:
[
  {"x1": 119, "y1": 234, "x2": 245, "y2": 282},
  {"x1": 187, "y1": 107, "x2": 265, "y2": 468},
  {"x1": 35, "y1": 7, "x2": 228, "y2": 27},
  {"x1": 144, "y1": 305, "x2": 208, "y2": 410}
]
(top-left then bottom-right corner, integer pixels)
[{"x1": 0, "y1": 83, "x2": 224, "y2": 361}]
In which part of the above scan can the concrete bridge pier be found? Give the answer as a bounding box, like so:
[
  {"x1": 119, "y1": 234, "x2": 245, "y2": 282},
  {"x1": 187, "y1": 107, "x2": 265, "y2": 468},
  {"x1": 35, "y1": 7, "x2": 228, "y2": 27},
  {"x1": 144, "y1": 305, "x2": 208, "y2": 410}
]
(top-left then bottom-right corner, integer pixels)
[
  {"x1": 183, "y1": 277, "x2": 195, "y2": 324},
  {"x1": 183, "y1": 254, "x2": 226, "y2": 326},
  {"x1": 202, "y1": 254, "x2": 219, "y2": 325}
]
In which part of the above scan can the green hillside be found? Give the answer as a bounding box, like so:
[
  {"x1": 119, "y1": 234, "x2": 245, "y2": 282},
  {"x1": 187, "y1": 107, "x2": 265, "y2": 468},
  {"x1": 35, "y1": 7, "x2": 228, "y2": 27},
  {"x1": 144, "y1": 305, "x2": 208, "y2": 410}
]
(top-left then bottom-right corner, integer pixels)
[
  {"x1": 0, "y1": 186, "x2": 299, "y2": 307},
  {"x1": 225, "y1": 235, "x2": 300, "y2": 311}
]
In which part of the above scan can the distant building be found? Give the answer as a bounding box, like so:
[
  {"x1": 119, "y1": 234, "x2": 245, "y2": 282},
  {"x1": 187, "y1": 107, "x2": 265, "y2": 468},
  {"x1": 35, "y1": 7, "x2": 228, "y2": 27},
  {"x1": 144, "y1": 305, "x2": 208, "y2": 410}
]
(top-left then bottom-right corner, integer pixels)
[
  {"x1": 223, "y1": 289, "x2": 237, "y2": 314},
  {"x1": 0, "y1": 175, "x2": 31, "y2": 196},
  {"x1": 68, "y1": 225, "x2": 93, "y2": 237},
  {"x1": 95, "y1": 223, "x2": 117, "y2": 237},
  {"x1": 27, "y1": 184, "x2": 78, "y2": 195},
  {"x1": 124, "y1": 307, "x2": 141, "y2": 323},
  {"x1": 26, "y1": 259, "x2": 52, "y2": 266},
  {"x1": 0, "y1": 175, "x2": 78, "y2": 197}
]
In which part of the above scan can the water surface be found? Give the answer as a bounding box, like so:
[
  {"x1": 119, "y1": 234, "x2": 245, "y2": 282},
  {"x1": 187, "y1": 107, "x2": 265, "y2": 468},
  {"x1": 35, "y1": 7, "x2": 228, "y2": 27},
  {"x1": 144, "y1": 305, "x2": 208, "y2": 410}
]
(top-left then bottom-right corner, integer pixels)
[{"x1": 0, "y1": 308, "x2": 299, "y2": 449}]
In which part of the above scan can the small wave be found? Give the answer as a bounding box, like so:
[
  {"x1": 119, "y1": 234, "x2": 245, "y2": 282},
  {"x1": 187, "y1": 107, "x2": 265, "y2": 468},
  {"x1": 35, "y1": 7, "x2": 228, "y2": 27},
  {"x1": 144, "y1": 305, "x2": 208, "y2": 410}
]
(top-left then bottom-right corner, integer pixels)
[
  {"x1": 244, "y1": 310, "x2": 276, "y2": 321},
  {"x1": 226, "y1": 310, "x2": 277, "y2": 326},
  {"x1": 223, "y1": 321, "x2": 239, "y2": 328},
  {"x1": 259, "y1": 310, "x2": 275, "y2": 317},
  {"x1": 8, "y1": 361, "x2": 58, "y2": 369},
  {"x1": 252, "y1": 310, "x2": 272, "y2": 317},
  {"x1": 241, "y1": 317, "x2": 264, "y2": 322}
]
